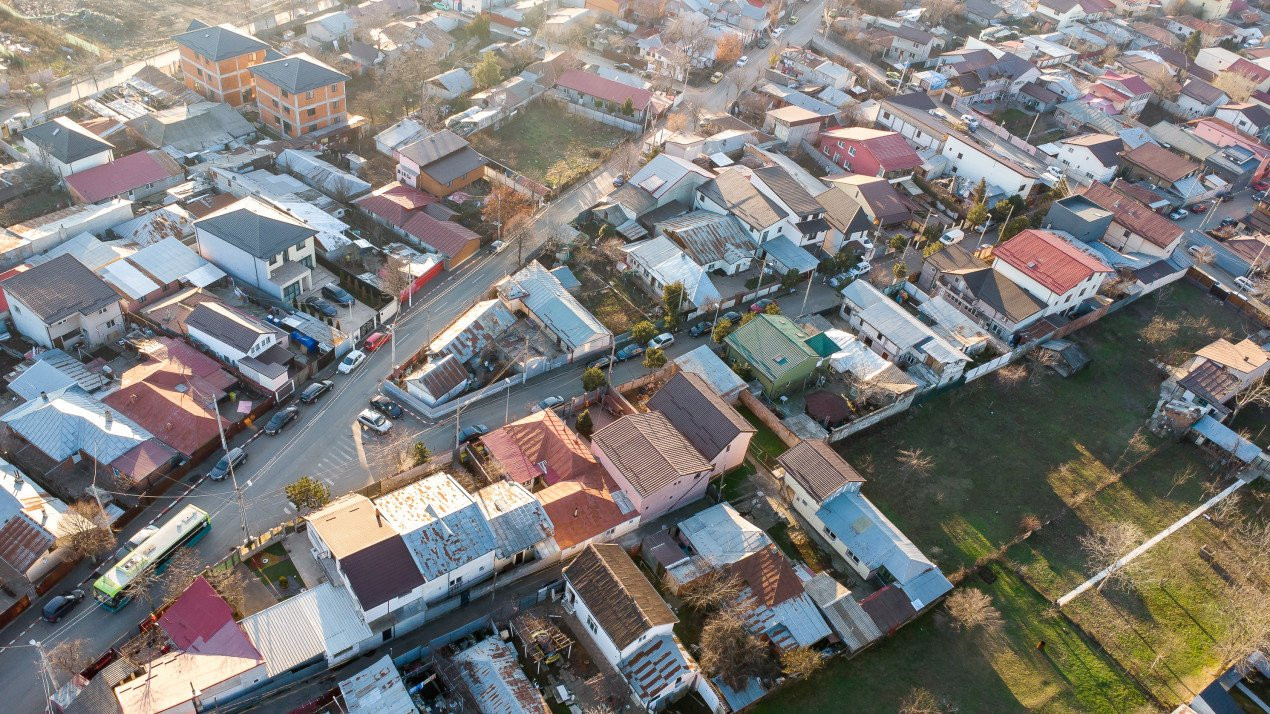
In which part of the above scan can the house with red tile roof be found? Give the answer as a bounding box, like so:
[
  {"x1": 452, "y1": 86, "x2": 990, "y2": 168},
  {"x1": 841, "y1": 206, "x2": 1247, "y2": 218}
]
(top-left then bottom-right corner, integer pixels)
[
  {"x1": 65, "y1": 150, "x2": 186, "y2": 205},
  {"x1": 816, "y1": 127, "x2": 922, "y2": 181},
  {"x1": 555, "y1": 69, "x2": 662, "y2": 122},
  {"x1": 1080, "y1": 182, "x2": 1185, "y2": 258},
  {"x1": 355, "y1": 181, "x2": 480, "y2": 268},
  {"x1": 991, "y1": 229, "x2": 1112, "y2": 317}
]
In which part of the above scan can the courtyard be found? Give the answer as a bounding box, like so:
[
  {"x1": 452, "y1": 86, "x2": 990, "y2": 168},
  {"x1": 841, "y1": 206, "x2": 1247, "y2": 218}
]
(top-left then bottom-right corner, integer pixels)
[{"x1": 468, "y1": 102, "x2": 630, "y2": 189}]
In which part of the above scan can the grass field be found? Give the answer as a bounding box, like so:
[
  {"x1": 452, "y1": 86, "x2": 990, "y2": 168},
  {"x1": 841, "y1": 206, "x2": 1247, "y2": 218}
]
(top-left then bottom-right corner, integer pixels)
[
  {"x1": 738, "y1": 405, "x2": 790, "y2": 466},
  {"x1": 755, "y1": 283, "x2": 1264, "y2": 711},
  {"x1": 469, "y1": 103, "x2": 627, "y2": 188}
]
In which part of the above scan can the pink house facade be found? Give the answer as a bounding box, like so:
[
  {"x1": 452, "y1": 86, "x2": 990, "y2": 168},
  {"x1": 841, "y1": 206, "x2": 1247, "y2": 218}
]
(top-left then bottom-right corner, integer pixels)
[{"x1": 590, "y1": 411, "x2": 712, "y2": 520}]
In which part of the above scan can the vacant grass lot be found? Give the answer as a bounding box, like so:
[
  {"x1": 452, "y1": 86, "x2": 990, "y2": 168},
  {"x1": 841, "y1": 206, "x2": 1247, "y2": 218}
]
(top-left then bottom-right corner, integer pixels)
[
  {"x1": 759, "y1": 283, "x2": 1263, "y2": 711},
  {"x1": 469, "y1": 103, "x2": 627, "y2": 188}
]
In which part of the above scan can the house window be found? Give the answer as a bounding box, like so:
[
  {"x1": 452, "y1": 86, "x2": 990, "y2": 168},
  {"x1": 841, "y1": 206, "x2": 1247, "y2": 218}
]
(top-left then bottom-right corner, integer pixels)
[
  {"x1": 306, "y1": 90, "x2": 315, "y2": 100},
  {"x1": 882, "y1": 111, "x2": 892, "y2": 120},
  {"x1": 587, "y1": 616, "x2": 598, "y2": 634},
  {"x1": 847, "y1": 146, "x2": 856, "y2": 157},
  {"x1": 281, "y1": 89, "x2": 290, "y2": 98},
  {"x1": 106, "y1": 319, "x2": 118, "y2": 329},
  {"x1": 331, "y1": 84, "x2": 339, "y2": 92},
  {"x1": 332, "y1": 100, "x2": 340, "y2": 111},
  {"x1": 307, "y1": 108, "x2": 316, "y2": 117}
]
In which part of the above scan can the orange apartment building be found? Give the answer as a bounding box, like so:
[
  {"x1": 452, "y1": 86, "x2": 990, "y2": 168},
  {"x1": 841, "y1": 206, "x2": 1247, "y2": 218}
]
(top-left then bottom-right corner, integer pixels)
[
  {"x1": 172, "y1": 21, "x2": 273, "y2": 106},
  {"x1": 249, "y1": 54, "x2": 351, "y2": 139}
]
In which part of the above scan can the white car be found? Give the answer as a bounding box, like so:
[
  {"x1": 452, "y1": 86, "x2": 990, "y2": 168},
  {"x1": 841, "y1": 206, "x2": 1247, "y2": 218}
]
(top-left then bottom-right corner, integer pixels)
[
  {"x1": 772, "y1": 26, "x2": 786, "y2": 38},
  {"x1": 337, "y1": 349, "x2": 366, "y2": 374},
  {"x1": 939, "y1": 228, "x2": 965, "y2": 245},
  {"x1": 513, "y1": 26, "x2": 532, "y2": 37},
  {"x1": 736, "y1": 55, "x2": 749, "y2": 67},
  {"x1": 960, "y1": 113, "x2": 979, "y2": 130},
  {"x1": 648, "y1": 332, "x2": 675, "y2": 349},
  {"x1": 847, "y1": 261, "x2": 872, "y2": 278},
  {"x1": 1234, "y1": 275, "x2": 1258, "y2": 293},
  {"x1": 356, "y1": 409, "x2": 393, "y2": 433}
]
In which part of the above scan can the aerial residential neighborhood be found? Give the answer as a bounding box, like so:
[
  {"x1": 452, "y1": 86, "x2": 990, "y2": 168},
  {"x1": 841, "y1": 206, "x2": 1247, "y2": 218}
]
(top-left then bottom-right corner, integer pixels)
[{"x1": 0, "y1": 0, "x2": 1268, "y2": 712}]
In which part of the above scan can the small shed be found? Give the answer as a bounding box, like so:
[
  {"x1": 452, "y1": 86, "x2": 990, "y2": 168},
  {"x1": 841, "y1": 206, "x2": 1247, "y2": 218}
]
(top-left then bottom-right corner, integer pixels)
[{"x1": 1036, "y1": 339, "x2": 1090, "y2": 377}]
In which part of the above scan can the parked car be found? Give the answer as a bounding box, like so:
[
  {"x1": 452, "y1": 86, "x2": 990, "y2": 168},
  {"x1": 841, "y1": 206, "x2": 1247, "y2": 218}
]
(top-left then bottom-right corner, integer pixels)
[
  {"x1": 41, "y1": 590, "x2": 84, "y2": 623},
  {"x1": 458, "y1": 424, "x2": 490, "y2": 444},
  {"x1": 615, "y1": 62, "x2": 634, "y2": 72},
  {"x1": 827, "y1": 273, "x2": 853, "y2": 289},
  {"x1": 263, "y1": 406, "x2": 300, "y2": 435},
  {"x1": 304, "y1": 296, "x2": 338, "y2": 317},
  {"x1": 960, "y1": 114, "x2": 980, "y2": 130},
  {"x1": 321, "y1": 284, "x2": 355, "y2": 306},
  {"x1": 1190, "y1": 201, "x2": 1210, "y2": 213},
  {"x1": 773, "y1": 25, "x2": 787, "y2": 37},
  {"x1": 648, "y1": 332, "x2": 675, "y2": 349},
  {"x1": 363, "y1": 332, "x2": 390, "y2": 352},
  {"x1": 616, "y1": 344, "x2": 645, "y2": 361},
  {"x1": 337, "y1": 349, "x2": 366, "y2": 374},
  {"x1": 532, "y1": 395, "x2": 565, "y2": 413},
  {"x1": 513, "y1": 26, "x2": 532, "y2": 36},
  {"x1": 788, "y1": 14, "x2": 799, "y2": 23},
  {"x1": 357, "y1": 409, "x2": 393, "y2": 433},
  {"x1": 736, "y1": 55, "x2": 748, "y2": 67},
  {"x1": 208, "y1": 447, "x2": 247, "y2": 481},
  {"x1": 299, "y1": 379, "x2": 334, "y2": 404},
  {"x1": 720, "y1": 310, "x2": 742, "y2": 324},
  {"x1": 689, "y1": 320, "x2": 713, "y2": 338},
  {"x1": 847, "y1": 261, "x2": 872, "y2": 279},
  {"x1": 939, "y1": 228, "x2": 965, "y2": 245},
  {"x1": 370, "y1": 395, "x2": 403, "y2": 418},
  {"x1": 612, "y1": 173, "x2": 627, "y2": 187},
  {"x1": 757, "y1": 36, "x2": 770, "y2": 48},
  {"x1": 710, "y1": 71, "x2": 724, "y2": 84},
  {"x1": 588, "y1": 355, "x2": 612, "y2": 370},
  {"x1": 1255, "y1": 191, "x2": 1267, "y2": 203},
  {"x1": 1251, "y1": 180, "x2": 1268, "y2": 192},
  {"x1": 1168, "y1": 208, "x2": 1189, "y2": 220},
  {"x1": 749, "y1": 298, "x2": 775, "y2": 313},
  {"x1": 1234, "y1": 275, "x2": 1258, "y2": 293},
  {"x1": 489, "y1": 240, "x2": 506, "y2": 253},
  {"x1": 1220, "y1": 217, "x2": 1239, "y2": 228}
]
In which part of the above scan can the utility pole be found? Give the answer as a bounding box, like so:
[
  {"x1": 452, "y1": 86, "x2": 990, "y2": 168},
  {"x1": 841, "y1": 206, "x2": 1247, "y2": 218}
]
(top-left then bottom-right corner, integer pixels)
[
  {"x1": 800, "y1": 268, "x2": 816, "y2": 315},
  {"x1": 212, "y1": 399, "x2": 252, "y2": 545},
  {"x1": 453, "y1": 401, "x2": 464, "y2": 451},
  {"x1": 30, "y1": 639, "x2": 51, "y2": 714}
]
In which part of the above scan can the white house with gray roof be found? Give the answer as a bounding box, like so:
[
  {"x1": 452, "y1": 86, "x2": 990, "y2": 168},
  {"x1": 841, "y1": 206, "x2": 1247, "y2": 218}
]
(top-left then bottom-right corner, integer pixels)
[
  {"x1": 498, "y1": 261, "x2": 611, "y2": 360},
  {"x1": 839, "y1": 280, "x2": 969, "y2": 389},
  {"x1": 193, "y1": 196, "x2": 318, "y2": 303},
  {"x1": 1, "y1": 254, "x2": 123, "y2": 349},
  {"x1": 21, "y1": 118, "x2": 114, "y2": 177},
  {"x1": 184, "y1": 301, "x2": 291, "y2": 393}
]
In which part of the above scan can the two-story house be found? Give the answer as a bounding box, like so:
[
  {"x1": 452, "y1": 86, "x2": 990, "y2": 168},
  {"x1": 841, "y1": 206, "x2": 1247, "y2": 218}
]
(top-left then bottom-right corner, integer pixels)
[
  {"x1": 695, "y1": 167, "x2": 799, "y2": 247},
  {"x1": 591, "y1": 412, "x2": 713, "y2": 521},
  {"x1": 183, "y1": 301, "x2": 291, "y2": 393},
  {"x1": 1079, "y1": 183, "x2": 1184, "y2": 258},
  {"x1": 563, "y1": 543, "x2": 701, "y2": 712},
  {"x1": 249, "y1": 53, "x2": 350, "y2": 138},
  {"x1": 862, "y1": 24, "x2": 943, "y2": 65},
  {"x1": 0, "y1": 254, "x2": 123, "y2": 349},
  {"x1": 21, "y1": 117, "x2": 114, "y2": 178},
  {"x1": 920, "y1": 243, "x2": 1048, "y2": 338},
  {"x1": 646, "y1": 371, "x2": 755, "y2": 478},
  {"x1": 778, "y1": 48, "x2": 856, "y2": 90},
  {"x1": 723, "y1": 313, "x2": 821, "y2": 398},
  {"x1": 393, "y1": 129, "x2": 487, "y2": 198},
  {"x1": 875, "y1": 93, "x2": 953, "y2": 152},
  {"x1": 172, "y1": 22, "x2": 272, "y2": 106},
  {"x1": 839, "y1": 280, "x2": 970, "y2": 388},
  {"x1": 992, "y1": 229, "x2": 1113, "y2": 318},
  {"x1": 1055, "y1": 133, "x2": 1125, "y2": 184},
  {"x1": 194, "y1": 196, "x2": 318, "y2": 304},
  {"x1": 749, "y1": 165, "x2": 831, "y2": 250},
  {"x1": 1119, "y1": 142, "x2": 1202, "y2": 195},
  {"x1": 816, "y1": 127, "x2": 923, "y2": 182},
  {"x1": 1214, "y1": 102, "x2": 1270, "y2": 141},
  {"x1": 1177, "y1": 79, "x2": 1229, "y2": 120},
  {"x1": 940, "y1": 133, "x2": 1040, "y2": 203}
]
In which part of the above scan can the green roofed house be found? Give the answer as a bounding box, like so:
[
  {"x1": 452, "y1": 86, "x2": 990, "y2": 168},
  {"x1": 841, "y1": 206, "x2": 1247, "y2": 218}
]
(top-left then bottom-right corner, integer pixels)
[{"x1": 724, "y1": 313, "x2": 820, "y2": 398}]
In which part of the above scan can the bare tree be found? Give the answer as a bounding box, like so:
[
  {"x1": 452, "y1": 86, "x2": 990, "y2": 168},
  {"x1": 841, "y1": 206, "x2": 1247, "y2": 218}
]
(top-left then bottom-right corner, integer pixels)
[
  {"x1": 945, "y1": 588, "x2": 1002, "y2": 631},
  {"x1": 1141, "y1": 65, "x2": 1182, "y2": 102},
  {"x1": 921, "y1": 0, "x2": 961, "y2": 25},
  {"x1": 160, "y1": 549, "x2": 205, "y2": 605},
  {"x1": 378, "y1": 254, "x2": 413, "y2": 302},
  {"x1": 1079, "y1": 521, "x2": 1145, "y2": 591},
  {"x1": 1211, "y1": 584, "x2": 1270, "y2": 673},
  {"x1": 900, "y1": 688, "x2": 952, "y2": 714},
  {"x1": 678, "y1": 570, "x2": 743, "y2": 611},
  {"x1": 610, "y1": 141, "x2": 644, "y2": 178},
  {"x1": 1229, "y1": 380, "x2": 1270, "y2": 422},
  {"x1": 1214, "y1": 70, "x2": 1257, "y2": 102},
  {"x1": 699, "y1": 608, "x2": 778, "y2": 690},
  {"x1": 1191, "y1": 245, "x2": 1217, "y2": 265},
  {"x1": 45, "y1": 638, "x2": 92, "y2": 685},
  {"x1": 483, "y1": 184, "x2": 537, "y2": 264},
  {"x1": 895, "y1": 448, "x2": 935, "y2": 477},
  {"x1": 57, "y1": 501, "x2": 116, "y2": 564},
  {"x1": 779, "y1": 646, "x2": 824, "y2": 680},
  {"x1": 205, "y1": 567, "x2": 250, "y2": 616}
]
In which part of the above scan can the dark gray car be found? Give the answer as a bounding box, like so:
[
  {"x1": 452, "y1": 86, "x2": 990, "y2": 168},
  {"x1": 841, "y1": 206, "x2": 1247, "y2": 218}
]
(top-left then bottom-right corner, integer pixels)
[{"x1": 209, "y1": 447, "x2": 246, "y2": 481}]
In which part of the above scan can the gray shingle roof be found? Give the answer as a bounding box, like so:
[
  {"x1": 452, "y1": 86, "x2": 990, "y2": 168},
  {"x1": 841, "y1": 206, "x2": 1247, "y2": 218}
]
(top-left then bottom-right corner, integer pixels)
[
  {"x1": 195, "y1": 198, "x2": 317, "y2": 259},
  {"x1": 396, "y1": 129, "x2": 468, "y2": 167},
  {"x1": 697, "y1": 168, "x2": 787, "y2": 231},
  {"x1": 22, "y1": 118, "x2": 113, "y2": 164},
  {"x1": 185, "y1": 302, "x2": 273, "y2": 353},
  {"x1": 777, "y1": 440, "x2": 865, "y2": 503},
  {"x1": 591, "y1": 411, "x2": 712, "y2": 497},
  {"x1": 0, "y1": 253, "x2": 119, "y2": 323},
  {"x1": 647, "y1": 372, "x2": 754, "y2": 462},
  {"x1": 753, "y1": 166, "x2": 822, "y2": 216},
  {"x1": 250, "y1": 53, "x2": 349, "y2": 94},
  {"x1": 172, "y1": 23, "x2": 270, "y2": 61}
]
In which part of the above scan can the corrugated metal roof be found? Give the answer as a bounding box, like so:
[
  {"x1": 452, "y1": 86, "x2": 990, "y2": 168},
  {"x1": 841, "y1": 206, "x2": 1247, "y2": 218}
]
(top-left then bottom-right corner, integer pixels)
[
  {"x1": 591, "y1": 412, "x2": 712, "y2": 497},
  {"x1": 472, "y1": 480, "x2": 553, "y2": 560},
  {"x1": 451, "y1": 637, "x2": 549, "y2": 713},
  {"x1": 241, "y1": 582, "x2": 372, "y2": 676},
  {"x1": 373, "y1": 473, "x2": 497, "y2": 581},
  {"x1": 623, "y1": 238, "x2": 722, "y2": 308},
  {"x1": 839, "y1": 281, "x2": 967, "y2": 366},
  {"x1": 429, "y1": 299, "x2": 517, "y2": 363},
  {"x1": 673, "y1": 346, "x2": 746, "y2": 401},
  {"x1": 0, "y1": 386, "x2": 154, "y2": 465},
  {"x1": 815, "y1": 490, "x2": 946, "y2": 599},
  {"x1": 127, "y1": 237, "x2": 213, "y2": 285},
  {"x1": 676, "y1": 503, "x2": 770, "y2": 568},
  {"x1": 620, "y1": 633, "x2": 694, "y2": 704},
  {"x1": 0, "y1": 512, "x2": 53, "y2": 573},
  {"x1": 339, "y1": 655, "x2": 416, "y2": 714},
  {"x1": 501, "y1": 262, "x2": 609, "y2": 351},
  {"x1": 655, "y1": 210, "x2": 755, "y2": 267},
  {"x1": 8, "y1": 360, "x2": 79, "y2": 402},
  {"x1": 100, "y1": 259, "x2": 161, "y2": 300},
  {"x1": 724, "y1": 313, "x2": 819, "y2": 383}
]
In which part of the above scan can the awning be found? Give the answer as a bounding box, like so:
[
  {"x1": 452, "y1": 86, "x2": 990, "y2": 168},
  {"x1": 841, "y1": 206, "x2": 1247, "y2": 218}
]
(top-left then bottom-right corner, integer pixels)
[
  {"x1": 762, "y1": 235, "x2": 819, "y2": 273},
  {"x1": 899, "y1": 179, "x2": 924, "y2": 196}
]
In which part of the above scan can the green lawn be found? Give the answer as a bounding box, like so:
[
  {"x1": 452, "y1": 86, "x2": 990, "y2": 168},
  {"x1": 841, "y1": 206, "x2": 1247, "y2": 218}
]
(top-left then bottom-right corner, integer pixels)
[
  {"x1": 819, "y1": 283, "x2": 1260, "y2": 709},
  {"x1": 468, "y1": 103, "x2": 628, "y2": 188},
  {"x1": 737, "y1": 405, "x2": 790, "y2": 466},
  {"x1": 753, "y1": 565, "x2": 1149, "y2": 714},
  {"x1": 248, "y1": 543, "x2": 302, "y2": 599}
]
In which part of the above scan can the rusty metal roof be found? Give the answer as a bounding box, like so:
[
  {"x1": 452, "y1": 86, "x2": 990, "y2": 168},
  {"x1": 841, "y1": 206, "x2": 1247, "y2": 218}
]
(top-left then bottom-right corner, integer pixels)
[
  {"x1": 0, "y1": 512, "x2": 53, "y2": 574},
  {"x1": 373, "y1": 473, "x2": 496, "y2": 581}
]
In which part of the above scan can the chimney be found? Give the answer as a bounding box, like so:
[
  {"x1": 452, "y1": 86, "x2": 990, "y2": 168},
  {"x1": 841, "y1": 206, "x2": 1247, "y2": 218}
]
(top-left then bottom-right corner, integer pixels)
[
  {"x1": 103, "y1": 410, "x2": 113, "y2": 430},
  {"x1": 40, "y1": 391, "x2": 49, "y2": 404},
  {"x1": 573, "y1": 508, "x2": 580, "y2": 518}
]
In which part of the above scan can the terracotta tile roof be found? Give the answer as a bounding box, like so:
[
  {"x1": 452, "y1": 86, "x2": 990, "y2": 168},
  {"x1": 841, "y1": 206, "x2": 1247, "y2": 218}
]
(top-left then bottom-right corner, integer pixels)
[
  {"x1": 537, "y1": 481, "x2": 631, "y2": 550},
  {"x1": 646, "y1": 372, "x2": 753, "y2": 462},
  {"x1": 994, "y1": 229, "x2": 1112, "y2": 295},
  {"x1": 556, "y1": 69, "x2": 654, "y2": 111},
  {"x1": 65, "y1": 150, "x2": 184, "y2": 204},
  {"x1": 1196, "y1": 338, "x2": 1268, "y2": 374},
  {"x1": 480, "y1": 410, "x2": 609, "y2": 488},
  {"x1": 727, "y1": 544, "x2": 803, "y2": 608},
  {"x1": 1080, "y1": 182, "x2": 1183, "y2": 249},
  {"x1": 355, "y1": 182, "x2": 436, "y2": 227},
  {"x1": 564, "y1": 543, "x2": 675, "y2": 650},
  {"x1": 776, "y1": 440, "x2": 865, "y2": 503},
  {"x1": 591, "y1": 412, "x2": 711, "y2": 497},
  {"x1": 1122, "y1": 142, "x2": 1200, "y2": 182}
]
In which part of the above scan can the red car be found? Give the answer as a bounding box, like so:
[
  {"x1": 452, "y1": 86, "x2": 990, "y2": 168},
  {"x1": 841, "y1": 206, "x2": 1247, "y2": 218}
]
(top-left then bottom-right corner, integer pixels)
[
  {"x1": 363, "y1": 332, "x2": 389, "y2": 352},
  {"x1": 1190, "y1": 201, "x2": 1210, "y2": 213},
  {"x1": 1252, "y1": 180, "x2": 1269, "y2": 192}
]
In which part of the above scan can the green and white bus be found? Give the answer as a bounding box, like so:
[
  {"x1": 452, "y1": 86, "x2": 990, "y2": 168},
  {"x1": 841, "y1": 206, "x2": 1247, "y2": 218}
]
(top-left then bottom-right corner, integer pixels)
[{"x1": 93, "y1": 504, "x2": 212, "y2": 611}]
